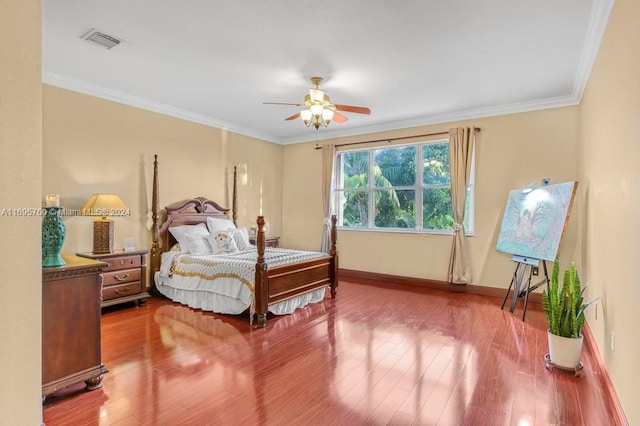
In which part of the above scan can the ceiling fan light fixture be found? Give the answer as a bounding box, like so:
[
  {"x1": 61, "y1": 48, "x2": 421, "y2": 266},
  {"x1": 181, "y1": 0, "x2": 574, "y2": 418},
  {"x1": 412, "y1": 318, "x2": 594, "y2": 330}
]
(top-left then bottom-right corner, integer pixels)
[
  {"x1": 310, "y1": 104, "x2": 324, "y2": 117},
  {"x1": 322, "y1": 108, "x2": 334, "y2": 125},
  {"x1": 309, "y1": 88, "x2": 324, "y2": 103},
  {"x1": 264, "y1": 76, "x2": 370, "y2": 130},
  {"x1": 301, "y1": 109, "x2": 312, "y2": 126}
]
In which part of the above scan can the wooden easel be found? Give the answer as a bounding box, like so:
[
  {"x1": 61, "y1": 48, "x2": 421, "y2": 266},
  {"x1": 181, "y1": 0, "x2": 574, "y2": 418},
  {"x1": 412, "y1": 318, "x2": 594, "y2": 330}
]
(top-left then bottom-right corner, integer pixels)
[{"x1": 500, "y1": 255, "x2": 550, "y2": 321}]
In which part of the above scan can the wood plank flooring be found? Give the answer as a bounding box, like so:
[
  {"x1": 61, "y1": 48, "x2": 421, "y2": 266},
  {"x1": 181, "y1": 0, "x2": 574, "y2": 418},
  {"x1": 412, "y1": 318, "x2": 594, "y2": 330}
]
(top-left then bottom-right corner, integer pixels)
[{"x1": 42, "y1": 279, "x2": 621, "y2": 425}]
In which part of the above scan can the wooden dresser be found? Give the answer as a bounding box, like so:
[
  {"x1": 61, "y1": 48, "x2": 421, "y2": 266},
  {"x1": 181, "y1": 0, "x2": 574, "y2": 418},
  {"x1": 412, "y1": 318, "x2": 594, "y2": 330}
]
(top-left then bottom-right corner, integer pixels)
[
  {"x1": 42, "y1": 254, "x2": 108, "y2": 398},
  {"x1": 77, "y1": 250, "x2": 150, "y2": 308}
]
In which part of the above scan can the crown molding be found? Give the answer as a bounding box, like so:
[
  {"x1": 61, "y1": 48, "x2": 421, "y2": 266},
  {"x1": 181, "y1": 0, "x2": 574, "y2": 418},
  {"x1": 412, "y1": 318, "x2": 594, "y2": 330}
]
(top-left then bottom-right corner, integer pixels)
[
  {"x1": 38, "y1": 69, "x2": 586, "y2": 147},
  {"x1": 571, "y1": 0, "x2": 615, "y2": 103},
  {"x1": 41, "y1": 71, "x2": 281, "y2": 144},
  {"x1": 281, "y1": 93, "x2": 581, "y2": 145}
]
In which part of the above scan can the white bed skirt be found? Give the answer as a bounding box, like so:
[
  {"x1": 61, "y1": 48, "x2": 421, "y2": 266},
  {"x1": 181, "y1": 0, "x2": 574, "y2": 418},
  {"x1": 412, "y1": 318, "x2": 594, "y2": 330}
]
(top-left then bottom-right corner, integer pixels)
[{"x1": 155, "y1": 271, "x2": 326, "y2": 316}]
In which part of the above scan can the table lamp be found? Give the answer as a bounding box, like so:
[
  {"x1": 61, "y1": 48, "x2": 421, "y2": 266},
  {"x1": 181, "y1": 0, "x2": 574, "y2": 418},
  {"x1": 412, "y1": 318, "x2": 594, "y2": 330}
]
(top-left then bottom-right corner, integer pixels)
[{"x1": 82, "y1": 194, "x2": 127, "y2": 254}]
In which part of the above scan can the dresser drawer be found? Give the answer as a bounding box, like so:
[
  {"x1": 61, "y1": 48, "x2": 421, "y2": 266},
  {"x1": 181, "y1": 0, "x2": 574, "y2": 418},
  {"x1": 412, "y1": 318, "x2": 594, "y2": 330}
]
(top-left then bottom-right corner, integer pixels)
[
  {"x1": 102, "y1": 255, "x2": 141, "y2": 272},
  {"x1": 103, "y1": 268, "x2": 141, "y2": 286},
  {"x1": 102, "y1": 281, "x2": 143, "y2": 301}
]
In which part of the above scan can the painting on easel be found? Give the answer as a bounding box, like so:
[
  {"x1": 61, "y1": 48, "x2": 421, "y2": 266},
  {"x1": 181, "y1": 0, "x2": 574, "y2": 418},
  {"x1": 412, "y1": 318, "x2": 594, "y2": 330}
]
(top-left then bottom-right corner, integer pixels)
[{"x1": 496, "y1": 181, "x2": 578, "y2": 261}]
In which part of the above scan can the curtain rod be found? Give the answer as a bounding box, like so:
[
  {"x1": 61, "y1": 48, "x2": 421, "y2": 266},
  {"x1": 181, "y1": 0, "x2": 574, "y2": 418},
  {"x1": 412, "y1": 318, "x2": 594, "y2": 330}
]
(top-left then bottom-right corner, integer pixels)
[{"x1": 333, "y1": 128, "x2": 480, "y2": 149}]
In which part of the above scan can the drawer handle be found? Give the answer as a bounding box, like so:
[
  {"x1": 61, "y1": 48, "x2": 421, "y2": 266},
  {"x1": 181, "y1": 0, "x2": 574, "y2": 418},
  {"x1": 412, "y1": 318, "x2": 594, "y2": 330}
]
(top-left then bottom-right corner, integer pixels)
[
  {"x1": 114, "y1": 274, "x2": 130, "y2": 281},
  {"x1": 114, "y1": 287, "x2": 130, "y2": 295}
]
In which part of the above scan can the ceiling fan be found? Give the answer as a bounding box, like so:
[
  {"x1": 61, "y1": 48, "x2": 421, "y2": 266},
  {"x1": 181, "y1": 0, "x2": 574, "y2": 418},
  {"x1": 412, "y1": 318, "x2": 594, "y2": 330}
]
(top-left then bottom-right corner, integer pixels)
[{"x1": 264, "y1": 76, "x2": 371, "y2": 129}]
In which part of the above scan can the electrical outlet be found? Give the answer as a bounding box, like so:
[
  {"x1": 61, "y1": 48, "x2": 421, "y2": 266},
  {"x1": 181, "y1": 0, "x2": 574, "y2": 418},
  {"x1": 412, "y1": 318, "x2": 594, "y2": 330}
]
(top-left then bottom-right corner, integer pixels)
[
  {"x1": 611, "y1": 331, "x2": 615, "y2": 352},
  {"x1": 532, "y1": 266, "x2": 539, "y2": 276}
]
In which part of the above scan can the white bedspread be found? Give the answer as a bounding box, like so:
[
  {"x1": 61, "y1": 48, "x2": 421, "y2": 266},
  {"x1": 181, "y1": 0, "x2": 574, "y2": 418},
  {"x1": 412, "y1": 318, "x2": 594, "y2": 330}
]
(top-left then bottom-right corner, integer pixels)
[{"x1": 155, "y1": 247, "x2": 328, "y2": 317}]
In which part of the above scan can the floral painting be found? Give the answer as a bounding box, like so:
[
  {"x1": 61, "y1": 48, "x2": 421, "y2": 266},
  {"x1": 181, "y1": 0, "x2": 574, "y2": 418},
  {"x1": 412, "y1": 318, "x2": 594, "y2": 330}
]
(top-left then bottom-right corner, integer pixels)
[{"x1": 496, "y1": 181, "x2": 577, "y2": 261}]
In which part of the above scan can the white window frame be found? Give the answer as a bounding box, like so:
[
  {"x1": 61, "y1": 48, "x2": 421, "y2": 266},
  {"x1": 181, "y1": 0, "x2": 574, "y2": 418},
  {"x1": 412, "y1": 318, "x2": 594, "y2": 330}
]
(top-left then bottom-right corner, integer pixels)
[{"x1": 334, "y1": 139, "x2": 475, "y2": 235}]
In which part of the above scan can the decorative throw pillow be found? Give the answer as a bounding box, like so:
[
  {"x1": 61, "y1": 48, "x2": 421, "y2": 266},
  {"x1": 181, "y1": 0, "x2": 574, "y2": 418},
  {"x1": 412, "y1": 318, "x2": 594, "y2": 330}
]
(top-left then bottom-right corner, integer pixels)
[
  {"x1": 232, "y1": 227, "x2": 250, "y2": 250},
  {"x1": 206, "y1": 217, "x2": 236, "y2": 233},
  {"x1": 169, "y1": 223, "x2": 209, "y2": 253},
  {"x1": 185, "y1": 235, "x2": 213, "y2": 256},
  {"x1": 207, "y1": 230, "x2": 239, "y2": 254}
]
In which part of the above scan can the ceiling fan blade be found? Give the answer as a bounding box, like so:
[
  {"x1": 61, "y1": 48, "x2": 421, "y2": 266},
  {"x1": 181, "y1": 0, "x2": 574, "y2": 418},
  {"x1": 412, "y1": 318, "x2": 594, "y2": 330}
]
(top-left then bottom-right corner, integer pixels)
[
  {"x1": 332, "y1": 111, "x2": 349, "y2": 124},
  {"x1": 284, "y1": 112, "x2": 301, "y2": 121},
  {"x1": 334, "y1": 104, "x2": 371, "y2": 115},
  {"x1": 263, "y1": 102, "x2": 304, "y2": 106}
]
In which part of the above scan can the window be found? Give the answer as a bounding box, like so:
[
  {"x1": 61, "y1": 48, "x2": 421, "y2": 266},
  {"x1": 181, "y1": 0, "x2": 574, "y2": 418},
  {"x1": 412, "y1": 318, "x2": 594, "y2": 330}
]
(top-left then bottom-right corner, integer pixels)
[{"x1": 334, "y1": 140, "x2": 474, "y2": 234}]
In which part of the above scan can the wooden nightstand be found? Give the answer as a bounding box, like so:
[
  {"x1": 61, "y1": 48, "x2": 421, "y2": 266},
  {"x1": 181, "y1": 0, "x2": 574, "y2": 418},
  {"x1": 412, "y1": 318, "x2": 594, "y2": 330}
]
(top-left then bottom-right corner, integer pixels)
[
  {"x1": 249, "y1": 235, "x2": 280, "y2": 248},
  {"x1": 77, "y1": 249, "x2": 150, "y2": 308}
]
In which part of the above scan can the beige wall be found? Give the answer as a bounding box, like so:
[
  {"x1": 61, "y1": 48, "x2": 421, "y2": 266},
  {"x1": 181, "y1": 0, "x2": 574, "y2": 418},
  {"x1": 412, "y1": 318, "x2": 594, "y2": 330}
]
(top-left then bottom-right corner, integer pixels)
[
  {"x1": 0, "y1": 1, "x2": 43, "y2": 424},
  {"x1": 43, "y1": 85, "x2": 283, "y2": 256},
  {"x1": 283, "y1": 107, "x2": 579, "y2": 287},
  {"x1": 578, "y1": 0, "x2": 640, "y2": 422}
]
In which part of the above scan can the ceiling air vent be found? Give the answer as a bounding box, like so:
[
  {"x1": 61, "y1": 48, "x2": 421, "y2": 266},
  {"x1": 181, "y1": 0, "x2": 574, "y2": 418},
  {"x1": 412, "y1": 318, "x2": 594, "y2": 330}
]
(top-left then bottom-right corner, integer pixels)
[{"x1": 81, "y1": 29, "x2": 123, "y2": 50}]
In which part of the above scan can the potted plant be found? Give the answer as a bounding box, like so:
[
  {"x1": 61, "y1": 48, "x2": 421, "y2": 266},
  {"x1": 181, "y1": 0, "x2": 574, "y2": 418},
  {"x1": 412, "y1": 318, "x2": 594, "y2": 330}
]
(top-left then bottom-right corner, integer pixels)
[{"x1": 541, "y1": 259, "x2": 599, "y2": 370}]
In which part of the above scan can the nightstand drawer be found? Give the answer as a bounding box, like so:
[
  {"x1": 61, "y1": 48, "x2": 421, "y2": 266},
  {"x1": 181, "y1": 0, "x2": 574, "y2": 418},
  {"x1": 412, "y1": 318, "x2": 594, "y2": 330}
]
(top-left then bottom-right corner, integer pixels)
[
  {"x1": 76, "y1": 250, "x2": 149, "y2": 308},
  {"x1": 103, "y1": 268, "x2": 141, "y2": 286},
  {"x1": 102, "y1": 282, "x2": 142, "y2": 301},
  {"x1": 102, "y1": 255, "x2": 141, "y2": 271}
]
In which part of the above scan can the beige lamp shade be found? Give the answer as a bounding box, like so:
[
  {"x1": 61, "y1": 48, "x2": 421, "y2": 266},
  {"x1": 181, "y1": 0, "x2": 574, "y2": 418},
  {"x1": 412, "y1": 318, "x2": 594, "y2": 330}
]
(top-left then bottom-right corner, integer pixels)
[
  {"x1": 82, "y1": 194, "x2": 127, "y2": 218},
  {"x1": 82, "y1": 194, "x2": 128, "y2": 254}
]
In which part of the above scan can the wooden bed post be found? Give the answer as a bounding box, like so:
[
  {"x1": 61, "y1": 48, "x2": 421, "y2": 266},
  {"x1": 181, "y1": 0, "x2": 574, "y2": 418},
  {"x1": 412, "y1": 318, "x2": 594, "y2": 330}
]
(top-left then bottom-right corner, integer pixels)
[
  {"x1": 150, "y1": 155, "x2": 161, "y2": 295},
  {"x1": 254, "y1": 216, "x2": 268, "y2": 327},
  {"x1": 232, "y1": 166, "x2": 238, "y2": 226},
  {"x1": 330, "y1": 214, "x2": 339, "y2": 298}
]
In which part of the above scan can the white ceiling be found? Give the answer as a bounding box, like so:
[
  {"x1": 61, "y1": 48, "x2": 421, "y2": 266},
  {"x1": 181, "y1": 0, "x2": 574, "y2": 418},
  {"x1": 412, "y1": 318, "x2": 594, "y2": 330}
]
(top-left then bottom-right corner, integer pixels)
[{"x1": 42, "y1": 0, "x2": 614, "y2": 145}]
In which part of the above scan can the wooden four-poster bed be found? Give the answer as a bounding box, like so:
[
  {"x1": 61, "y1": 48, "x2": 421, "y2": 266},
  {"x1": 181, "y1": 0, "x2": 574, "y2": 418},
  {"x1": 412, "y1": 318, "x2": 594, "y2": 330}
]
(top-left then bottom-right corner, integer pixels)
[{"x1": 149, "y1": 155, "x2": 338, "y2": 327}]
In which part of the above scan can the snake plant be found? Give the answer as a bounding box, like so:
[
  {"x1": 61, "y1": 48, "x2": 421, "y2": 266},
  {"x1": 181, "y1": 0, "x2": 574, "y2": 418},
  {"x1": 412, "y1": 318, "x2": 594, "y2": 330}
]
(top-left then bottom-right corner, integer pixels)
[{"x1": 541, "y1": 260, "x2": 598, "y2": 338}]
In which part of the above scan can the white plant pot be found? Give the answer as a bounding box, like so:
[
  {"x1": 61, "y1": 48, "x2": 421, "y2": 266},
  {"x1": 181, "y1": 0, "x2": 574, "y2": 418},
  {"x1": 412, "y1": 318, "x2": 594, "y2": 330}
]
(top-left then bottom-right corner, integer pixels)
[{"x1": 547, "y1": 330, "x2": 583, "y2": 369}]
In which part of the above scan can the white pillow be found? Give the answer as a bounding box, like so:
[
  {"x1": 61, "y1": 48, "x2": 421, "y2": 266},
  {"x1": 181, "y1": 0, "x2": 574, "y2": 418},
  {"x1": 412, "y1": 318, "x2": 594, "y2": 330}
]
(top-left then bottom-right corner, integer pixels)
[
  {"x1": 185, "y1": 234, "x2": 213, "y2": 255},
  {"x1": 206, "y1": 216, "x2": 236, "y2": 233},
  {"x1": 207, "y1": 230, "x2": 239, "y2": 254},
  {"x1": 169, "y1": 223, "x2": 209, "y2": 253},
  {"x1": 233, "y1": 227, "x2": 250, "y2": 250}
]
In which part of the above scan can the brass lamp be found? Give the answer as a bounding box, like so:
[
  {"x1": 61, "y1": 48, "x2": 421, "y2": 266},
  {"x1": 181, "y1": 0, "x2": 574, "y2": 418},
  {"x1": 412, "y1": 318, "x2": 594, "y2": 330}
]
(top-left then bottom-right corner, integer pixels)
[{"x1": 82, "y1": 194, "x2": 127, "y2": 254}]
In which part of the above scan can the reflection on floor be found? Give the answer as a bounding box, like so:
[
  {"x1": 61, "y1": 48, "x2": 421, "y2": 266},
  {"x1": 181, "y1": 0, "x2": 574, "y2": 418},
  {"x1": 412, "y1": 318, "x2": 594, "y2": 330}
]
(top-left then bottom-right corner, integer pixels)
[{"x1": 43, "y1": 280, "x2": 616, "y2": 425}]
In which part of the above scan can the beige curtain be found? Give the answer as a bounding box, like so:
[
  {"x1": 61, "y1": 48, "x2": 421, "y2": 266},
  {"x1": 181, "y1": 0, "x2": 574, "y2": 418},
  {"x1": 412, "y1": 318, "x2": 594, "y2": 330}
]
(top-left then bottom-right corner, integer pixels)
[
  {"x1": 321, "y1": 144, "x2": 336, "y2": 252},
  {"x1": 448, "y1": 127, "x2": 475, "y2": 284}
]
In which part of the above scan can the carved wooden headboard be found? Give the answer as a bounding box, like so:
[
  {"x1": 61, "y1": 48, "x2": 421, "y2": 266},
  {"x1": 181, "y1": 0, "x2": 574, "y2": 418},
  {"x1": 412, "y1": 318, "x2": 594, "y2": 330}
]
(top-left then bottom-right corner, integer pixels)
[
  {"x1": 149, "y1": 155, "x2": 238, "y2": 276},
  {"x1": 158, "y1": 197, "x2": 231, "y2": 250}
]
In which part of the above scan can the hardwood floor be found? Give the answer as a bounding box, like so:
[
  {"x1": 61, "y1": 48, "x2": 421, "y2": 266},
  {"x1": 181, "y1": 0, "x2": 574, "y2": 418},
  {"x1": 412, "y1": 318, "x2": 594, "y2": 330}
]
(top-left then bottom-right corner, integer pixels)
[{"x1": 43, "y1": 279, "x2": 621, "y2": 425}]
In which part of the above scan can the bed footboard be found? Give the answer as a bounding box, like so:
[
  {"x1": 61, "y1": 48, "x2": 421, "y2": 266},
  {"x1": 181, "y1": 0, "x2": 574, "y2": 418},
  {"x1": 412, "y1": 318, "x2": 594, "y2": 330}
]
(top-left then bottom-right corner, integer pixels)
[{"x1": 253, "y1": 215, "x2": 338, "y2": 328}]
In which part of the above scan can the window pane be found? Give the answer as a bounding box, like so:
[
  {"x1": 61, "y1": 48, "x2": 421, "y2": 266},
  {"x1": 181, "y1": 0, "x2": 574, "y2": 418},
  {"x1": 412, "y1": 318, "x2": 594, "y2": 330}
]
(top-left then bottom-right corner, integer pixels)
[
  {"x1": 423, "y1": 143, "x2": 450, "y2": 185},
  {"x1": 374, "y1": 189, "x2": 415, "y2": 228},
  {"x1": 340, "y1": 190, "x2": 368, "y2": 227},
  {"x1": 374, "y1": 146, "x2": 416, "y2": 187},
  {"x1": 423, "y1": 188, "x2": 454, "y2": 230},
  {"x1": 340, "y1": 151, "x2": 369, "y2": 189}
]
